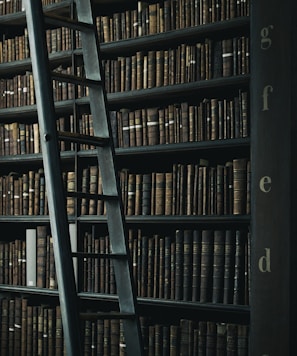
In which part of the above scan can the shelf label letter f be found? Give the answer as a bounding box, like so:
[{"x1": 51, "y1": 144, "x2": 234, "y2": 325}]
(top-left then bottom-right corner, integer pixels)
[{"x1": 262, "y1": 85, "x2": 273, "y2": 111}]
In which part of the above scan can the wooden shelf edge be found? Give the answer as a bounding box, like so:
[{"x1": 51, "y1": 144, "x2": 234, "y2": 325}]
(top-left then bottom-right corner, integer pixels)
[{"x1": 0, "y1": 0, "x2": 72, "y2": 26}]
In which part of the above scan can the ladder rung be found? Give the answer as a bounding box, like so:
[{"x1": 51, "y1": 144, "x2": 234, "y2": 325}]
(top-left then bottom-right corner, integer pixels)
[
  {"x1": 67, "y1": 191, "x2": 117, "y2": 201},
  {"x1": 58, "y1": 131, "x2": 109, "y2": 146},
  {"x1": 72, "y1": 252, "x2": 127, "y2": 259},
  {"x1": 51, "y1": 72, "x2": 102, "y2": 88},
  {"x1": 44, "y1": 13, "x2": 94, "y2": 32},
  {"x1": 80, "y1": 312, "x2": 135, "y2": 321}
]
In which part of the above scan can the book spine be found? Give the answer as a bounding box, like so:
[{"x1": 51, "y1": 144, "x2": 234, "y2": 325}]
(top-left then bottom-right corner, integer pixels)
[
  {"x1": 200, "y1": 230, "x2": 214, "y2": 302},
  {"x1": 36, "y1": 225, "x2": 47, "y2": 288},
  {"x1": 26, "y1": 228, "x2": 36, "y2": 287}
]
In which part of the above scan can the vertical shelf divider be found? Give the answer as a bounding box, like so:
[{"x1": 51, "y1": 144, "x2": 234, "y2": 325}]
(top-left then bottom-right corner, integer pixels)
[{"x1": 250, "y1": 0, "x2": 297, "y2": 354}]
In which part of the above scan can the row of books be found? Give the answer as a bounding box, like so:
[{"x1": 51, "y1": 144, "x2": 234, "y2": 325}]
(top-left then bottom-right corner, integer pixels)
[
  {"x1": 113, "y1": 92, "x2": 249, "y2": 148},
  {"x1": 116, "y1": 159, "x2": 250, "y2": 216},
  {"x1": 0, "y1": 116, "x2": 78, "y2": 156},
  {"x1": 0, "y1": 37, "x2": 249, "y2": 110},
  {"x1": 83, "y1": 317, "x2": 249, "y2": 356},
  {"x1": 0, "y1": 0, "x2": 62, "y2": 15},
  {"x1": 1, "y1": 225, "x2": 249, "y2": 305},
  {"x1": 82, "y1": 228, "x2": 250, "y2": 305},
  {"x1": 0, "y1": 169, "x2": 76, "y2": 216},
  {"x1": 0, "y1": 67, "x2": 89, "y2": 109},
  {"x1": 0, "y1": 8, "x2": 249, "y2": 65},
  {"x1": 140, "y1": 318, "x2": 249, "y2": 356},
  {"x1": 0, "y1": 297, "x2": 249, "y2": 355},
  {"x1": 0, "y1": 39, "x2": 249, "y2": 109},
  {"x1": 0, "y1": 226, "x2": 56, "y2": 288},
  {"x1": 0, "y1": 298, "x2": 64, "y2": 356},
  {"x1": 103, "y1": 37, "x2": 250, "y2": 93},
  {"x1": 80, "y1": 160, "x2": 250, "y2": 216},
  {"x1": 0, "y1": 158, "x2": 249, "y2": 216},
  {"x1": 0, "y1": 72, "x2": 35, "y2": 108},
  {"x1": 0, "y1": 33, "x2": 29, "y2": 63},
  {"x1": 0, "y1": 26, "x2": 77, "y2": 64},
  {"x1": 0, "y1": 0, "x2": 23, "y2": 15},
  {"x1": 0, "y1": 90, "x2": 248, "y2": 156},
  {"x1": 97, "y1": 0, "x2": 250, "y2": 43}
]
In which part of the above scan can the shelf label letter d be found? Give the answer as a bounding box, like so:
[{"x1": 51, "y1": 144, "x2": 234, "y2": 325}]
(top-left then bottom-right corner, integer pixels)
[{"x1": 258, "y1": 248, "x2": 271, "y2": 272}]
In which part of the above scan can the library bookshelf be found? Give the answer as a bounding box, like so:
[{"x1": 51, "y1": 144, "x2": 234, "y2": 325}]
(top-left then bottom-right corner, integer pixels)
[{"x1": 1, "y1": 0, "x2": 291, "y2": 355}]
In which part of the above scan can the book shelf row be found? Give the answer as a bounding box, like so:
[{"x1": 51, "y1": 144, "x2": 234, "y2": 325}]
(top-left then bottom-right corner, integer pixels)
[
  {"x1": 0, "y1": 158, "x2": 250, "y2": 217},
  {"x1": 0, "y1": 297, "x2": 249, "y2": 355},
  {"x1": 0, "y1": 36, "x2": 249, "y2": 106},
  {"x1": 84, "y1": 227, "x2": 250, "y2": 304},
  {"x1": 112, "y1": 159, "x2": 250, "y2": 216},
  {"x1": 0, "y1": 89, "x2": 249, "y2": 155},
  {"x1": 103, "y1": 37, "x2": 250, "y2": 92},
  {"x1": 0, "y1": 117, "x2": 76, "y2": 156},
  {"x1": 0, "y1": 27, "x2": 76, "y2": 64},
  {"x1": 0, "y1": 0, "x2": 62, "y2": 15},
  {"x1": 1, "y1": 225, "x2": 249, "y2": 306},
  {"x1": 0, "y1": 0, "x2": 23, "y2": 15},
  {"x1": 112, "y1": 92, "x2": 249, "y2": 148},
  {"x1": 97, "y1": 0, "x2": 250, "y2": 43},
  {"x1": 3, "y1": 14, "x2": 84, "y2": 60},
  {"x1": 0, "y1": 67, "x2": 87, "y2": 108},
  {"x1": 139, "y1": 318, "x2": 249, "y2": 356}
]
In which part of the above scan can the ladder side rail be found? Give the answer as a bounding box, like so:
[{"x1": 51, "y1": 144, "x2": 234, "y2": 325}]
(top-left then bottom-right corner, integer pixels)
[
  {"x1": 74, "y1": 1, "x2": 144, "y2": 354},
  {"x1": 74, "y1": 0, "x2": 138, "y2": 311},
  {"x1": 24, "y1": 1, "x2": 83, "y2": 355}
]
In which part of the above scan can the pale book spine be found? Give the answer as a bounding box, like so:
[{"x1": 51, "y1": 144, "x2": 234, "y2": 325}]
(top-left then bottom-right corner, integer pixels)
[
  {"x1": 69, "y1": 223, "x2": 77, "y2": 289},
  {"x1": 26, "y1": 228, "x2": 36, "y2": 287}
]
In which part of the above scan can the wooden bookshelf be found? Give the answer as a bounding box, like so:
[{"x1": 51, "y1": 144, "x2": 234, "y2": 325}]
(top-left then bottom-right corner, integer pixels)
[{"x1": 0, "y1": 0, "x2": 255, "y2": 354}]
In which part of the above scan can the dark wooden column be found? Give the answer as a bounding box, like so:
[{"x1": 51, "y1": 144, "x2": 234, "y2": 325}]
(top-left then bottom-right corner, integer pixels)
[{"x1": 250, "y1": 0, "x2": 297, "y2": 354}]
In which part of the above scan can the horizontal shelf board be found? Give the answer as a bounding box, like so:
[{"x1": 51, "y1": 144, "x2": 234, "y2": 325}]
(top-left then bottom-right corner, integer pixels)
[
  {"x1": 0, "y1": 138, "x2": 249, "y2": 164},
  {"x1": 0, "y1": 10, "x2": 248, "y2": 36},
  {"x1": 78, "y1": 292, "x2": 250, "y2": 323},
  {"x1": 0, "y1": 49, "x2": 82, "y2": 77},
  {"x1": 107, "y1": 75, "x2": 250, "y2": 109},
  {"x1": 0, "y1": 1, "x2": 71, "y2": 26},
  {"x1": 0, "y1": 215, "x2": 76, "y2": 223},
  {"x1": 0, "y1": 97, "x2": 87, "y2": 119},
  {"x1": 114, "y1": 138, "x2": 250, "y2": 156},
  {"x1": 0, "y1": 214, "x2": 250, "y2": 227},
  {"x1": 0, "y1": 214, "x2": 250, "y2": 225},
  {"x1": 0, "y1": 284, "x2": 59, "y2": 296},
  {"x1": 101, "y1": 17, "x2": 250, "y2": 56},
  {"x1": 78, "y1": 215, "x2": 250, "y2": 225},
  {"x1": 0, "y1": 213, "x2": 250, "y2": 223},
  {"x1": 0, "y1": 285, "x2": 249, "y2": 323},
  {"x1": 0, "y1": 150, "x2": 75, "y2": 164}
]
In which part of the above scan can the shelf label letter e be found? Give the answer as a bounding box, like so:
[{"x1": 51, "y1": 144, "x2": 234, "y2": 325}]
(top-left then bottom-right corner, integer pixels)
[
  {"x1": 262, "y1": 85, "x2": 273, "y2": 111},
  {"x1": 259, "y1": 176, "x2": 272, "y2": 193},
  {"x1": 258, "y1": 248, "x2": 271, "y2": 272}
]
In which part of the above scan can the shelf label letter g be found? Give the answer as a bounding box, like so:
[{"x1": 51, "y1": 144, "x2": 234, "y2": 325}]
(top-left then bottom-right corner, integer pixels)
[{"x1": 260, "y1": 25, "x2": 274, "y2": 50}]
